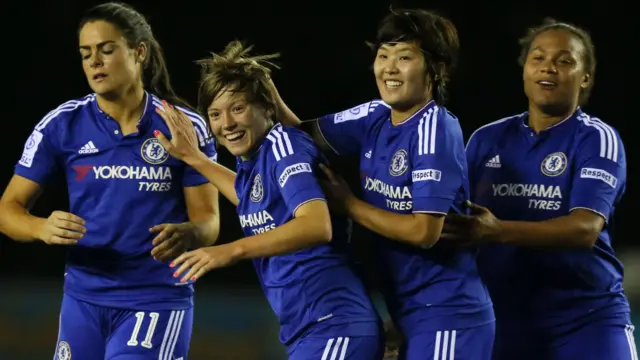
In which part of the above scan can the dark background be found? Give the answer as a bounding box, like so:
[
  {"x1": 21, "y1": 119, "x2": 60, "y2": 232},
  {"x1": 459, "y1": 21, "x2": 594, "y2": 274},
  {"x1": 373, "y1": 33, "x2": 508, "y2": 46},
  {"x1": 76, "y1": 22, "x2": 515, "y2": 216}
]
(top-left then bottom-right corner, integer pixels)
[{"x1": 1, "y1": 0, "x2": 632, "y2": 359}]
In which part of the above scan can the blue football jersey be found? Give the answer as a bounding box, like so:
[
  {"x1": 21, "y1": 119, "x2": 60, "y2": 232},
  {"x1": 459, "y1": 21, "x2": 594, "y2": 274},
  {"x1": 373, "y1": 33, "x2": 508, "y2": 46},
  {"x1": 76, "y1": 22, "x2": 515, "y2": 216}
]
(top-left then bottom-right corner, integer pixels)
[
  {"x1": 15, "y1": 92, "x2": 216, "y2": 311},
  {"x1": 317, "y1": 100, "x2": 494, "y2": 334},
  {"x1": 466, "y1": 108, "x2": 629, "y2": 331},
  {"x1": 234, "y1": 124, "x2": 379, "y2": 346}
]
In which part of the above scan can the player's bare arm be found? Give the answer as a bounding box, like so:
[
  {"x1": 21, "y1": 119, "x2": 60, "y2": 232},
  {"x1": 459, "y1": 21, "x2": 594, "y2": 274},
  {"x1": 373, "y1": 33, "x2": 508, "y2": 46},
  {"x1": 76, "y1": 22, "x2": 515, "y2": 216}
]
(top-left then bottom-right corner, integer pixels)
[
  {"x1": 0, "y1": 175, "x2": 85, "y2": 244},
  {"x1": 267, "y1": 78, "x2": 333, "y2": 154},
  {"x1": 170, "y1": 199, "x2": 332, "y2": 282},
  {"x1": 320, "y1": 164, "x2": 443, "y2": 249},
  {"x1": 443, "y1": 202, "x2": 603, "y2": 249}
]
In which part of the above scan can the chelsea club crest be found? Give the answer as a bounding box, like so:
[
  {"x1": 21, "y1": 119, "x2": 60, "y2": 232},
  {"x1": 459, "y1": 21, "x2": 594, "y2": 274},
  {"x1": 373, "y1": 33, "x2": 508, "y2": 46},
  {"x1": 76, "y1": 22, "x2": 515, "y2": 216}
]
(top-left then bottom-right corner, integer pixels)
[
  {"x1": 250, "y1": 174, "x2": 264, "y2": 202},
  {"x1": 389, "y1": 149, "x2": 409, "y2": 176},
  {"x1": 540, "y1": 152, "x2": 568, "y2": 177},
  {"x1": 141, "y1": 138, "x2": 169, "y2": 165},
  {"x1": 57, "y1": 341, "x2": 71, "y2": 360}
]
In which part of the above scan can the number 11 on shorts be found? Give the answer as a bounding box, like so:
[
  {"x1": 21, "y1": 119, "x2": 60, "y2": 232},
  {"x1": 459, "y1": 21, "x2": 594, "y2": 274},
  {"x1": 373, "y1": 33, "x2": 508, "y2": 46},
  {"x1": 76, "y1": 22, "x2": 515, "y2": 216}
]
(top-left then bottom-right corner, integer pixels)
[{"x1": 127, "y1": 312, "x2": 160, "y2": 348}]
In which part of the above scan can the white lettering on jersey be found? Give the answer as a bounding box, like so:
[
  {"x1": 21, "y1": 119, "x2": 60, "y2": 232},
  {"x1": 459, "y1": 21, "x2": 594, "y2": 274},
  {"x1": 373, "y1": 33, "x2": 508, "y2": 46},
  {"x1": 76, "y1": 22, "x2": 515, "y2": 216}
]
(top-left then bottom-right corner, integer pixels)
[
  {"x1": 580, "y1": 167, "x2": 617, "y2": 188},
  {"x1": 91, "y1": 166, "x2": 173, "y2": 192},
  {"x1": 239, "y1": 210, "x2": 276, "y2": 234},
  {"x1": 19, "y1": 130, "x2": 44, "y2": 168},
  {"x1": 492, "y1": 183, "x2": 563, "y2": 210},
  {"x1": 278, "y1": 162, "x2": 312, "y2": 187},
  {"x1": 412, "y1": 169, "x2": 441, "y2": 182},
  {"x1": 92, "y1": 166, "x2": 172, "y2": 180},
  {"x1": 364, "y1": 176, "x2": 413, "y2": 211}
]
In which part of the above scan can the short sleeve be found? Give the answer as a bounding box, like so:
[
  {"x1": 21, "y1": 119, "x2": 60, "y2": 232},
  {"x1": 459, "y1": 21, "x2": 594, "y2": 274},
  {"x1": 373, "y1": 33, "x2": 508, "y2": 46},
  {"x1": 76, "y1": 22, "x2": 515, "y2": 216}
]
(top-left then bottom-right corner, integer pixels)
[
  {"x1": 410, "y1": 107, "x2": 465, "y2": 214},
  {"x1": 569, "y1": 124, "x2": 626, "y2": 221},
  {"x1": 14, "y1": 122, "x2": 60, "y2": 185},
  {"x1": 316, "y1": 100, "x2": 385, "y2": 156},
  {"x1": 267, "y1": 127, "x2": 326, "y2": 216},
  {"x1": 178, "y1": 108, "x2": 218, "y2": 187},
  {"x1": 464, "y1": 127, "x2": 487, "y2": 201}
]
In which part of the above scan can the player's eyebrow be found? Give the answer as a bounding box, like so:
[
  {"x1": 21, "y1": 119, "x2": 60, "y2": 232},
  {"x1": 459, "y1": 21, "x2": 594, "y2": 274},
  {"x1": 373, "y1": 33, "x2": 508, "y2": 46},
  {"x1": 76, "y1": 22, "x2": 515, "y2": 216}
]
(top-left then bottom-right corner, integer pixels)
[{"x1": 79, "y1": 40, "x2": 116, "y2": 50}]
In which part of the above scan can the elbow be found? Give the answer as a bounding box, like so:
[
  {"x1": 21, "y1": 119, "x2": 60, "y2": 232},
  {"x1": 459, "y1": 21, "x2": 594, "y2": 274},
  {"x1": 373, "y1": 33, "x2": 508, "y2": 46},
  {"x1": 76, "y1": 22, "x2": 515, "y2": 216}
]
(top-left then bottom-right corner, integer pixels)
[
  {"x1": 576, "y1": 225, "x2": 600, "y2": 249},
  {"x1": 317, "y1": 220, "x2": 333, "y2": 244},
  {"x1": 408, "y1": 227, "x2": 440, "y2": 249},
  {"x1": 307, "y1": 216, "x2": 332, "y2": 244},
  {"x1": 405, "y1": 214, "x2": 443, "y2": 249}
]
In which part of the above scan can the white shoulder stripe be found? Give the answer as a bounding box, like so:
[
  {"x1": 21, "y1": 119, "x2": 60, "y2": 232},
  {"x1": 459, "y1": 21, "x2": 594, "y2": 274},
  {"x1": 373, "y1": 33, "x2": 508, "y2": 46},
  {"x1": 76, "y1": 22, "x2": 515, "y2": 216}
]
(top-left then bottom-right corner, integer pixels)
[
  {"x1": 266, "y1": 125, "x2": 294, "y2": 161},
  {"x1": 369, "y1": 99, "x2": 390, "y2": 112},
  {"x1": 36, "y1": 95, "x2": 95, "y2": 131},
  {"x1": 417, "y1": 106, "x2": 439, "y2": 155},
  {"x1": 151, "y1": 98, "x2": 208, "y2": 147},
  {"x1": 151, "y1": 96, "x2": 208, "y2": 137},
  {"x1": 465, "y1": 114, "x2": 518, "y2": 151},
  {"x1": 578, "y1": 113, "x2": 619, "y2": 162}
]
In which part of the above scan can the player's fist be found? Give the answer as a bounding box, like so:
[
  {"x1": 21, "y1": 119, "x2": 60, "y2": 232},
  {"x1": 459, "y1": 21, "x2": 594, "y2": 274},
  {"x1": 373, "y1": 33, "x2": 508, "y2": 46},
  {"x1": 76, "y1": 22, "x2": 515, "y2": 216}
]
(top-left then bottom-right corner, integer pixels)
[{"x1": 37, "y1": 210, "x2": 86, "y2": 245}]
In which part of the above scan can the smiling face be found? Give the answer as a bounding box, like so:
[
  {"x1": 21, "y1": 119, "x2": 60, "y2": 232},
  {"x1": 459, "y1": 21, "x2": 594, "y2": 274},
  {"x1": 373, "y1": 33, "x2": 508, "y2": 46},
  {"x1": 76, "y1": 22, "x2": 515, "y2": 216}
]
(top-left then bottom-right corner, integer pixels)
[
  {"x1": 207, "y1": 86, "x2": 273, "y2": 158},
  {"x1": 522, "y1": 29, "x2": 590, "y2": 115},
  {"x1": 373, "y1": 41, "x2": 431, "y2": 111},
  {"x1": 78, "y1": 20, "x2": 145, "y2": 97}
]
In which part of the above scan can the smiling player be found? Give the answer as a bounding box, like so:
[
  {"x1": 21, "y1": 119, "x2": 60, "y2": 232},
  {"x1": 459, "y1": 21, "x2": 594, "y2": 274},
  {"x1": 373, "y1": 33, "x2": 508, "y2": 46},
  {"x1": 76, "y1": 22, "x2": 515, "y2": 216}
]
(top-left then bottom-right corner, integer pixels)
[
  {"x1": 443, "y1": 19, "x2": 636, "y2": 360},
  {"x1": 272, "y1": 8, "x2": 495, "y2": 360}
]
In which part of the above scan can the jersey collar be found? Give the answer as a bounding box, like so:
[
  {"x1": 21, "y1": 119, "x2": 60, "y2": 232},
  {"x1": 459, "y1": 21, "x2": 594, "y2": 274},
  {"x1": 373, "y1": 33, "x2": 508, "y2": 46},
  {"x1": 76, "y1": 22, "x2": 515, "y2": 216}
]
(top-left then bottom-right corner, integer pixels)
[
  {"x1": 520, "y1": 107, "x2": 583, "y2": 134},
  {"x1": 92, "y1": 91, "x2": 153, "y2": 134},
  {"x1": 391, "y1": 100, "x2": 436, "y2": 127}
]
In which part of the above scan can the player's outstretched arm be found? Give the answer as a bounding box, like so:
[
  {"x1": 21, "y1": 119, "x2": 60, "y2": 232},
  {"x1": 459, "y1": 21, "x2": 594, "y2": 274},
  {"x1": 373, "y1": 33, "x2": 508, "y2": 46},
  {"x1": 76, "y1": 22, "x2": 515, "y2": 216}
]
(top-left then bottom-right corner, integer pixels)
[
  {"x1": 442, "y1": 202, "x2": 604, "y2": 249},
  {"x1": 154, "y1": 101, "x2": 240, "y2": 206},
  {"x1": 169, "y1": 200, "x2": 332, "y2": 282},
  {"x1": 267, "y1": 79, "x2": 333, "y2": 154},
  {"x1": 0, "y1": 175, "x2": 85, "y2": 244},
  {"x1": 320, "y1": 165, "x2": 443, "y2": 249}
]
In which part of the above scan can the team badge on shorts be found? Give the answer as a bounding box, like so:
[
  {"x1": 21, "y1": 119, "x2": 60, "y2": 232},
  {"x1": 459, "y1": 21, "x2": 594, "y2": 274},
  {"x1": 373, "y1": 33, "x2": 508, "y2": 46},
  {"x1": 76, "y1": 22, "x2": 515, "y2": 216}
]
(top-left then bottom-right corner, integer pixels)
[
  {"x1": 541, "y1": 152, "x2": 568, "y2": 177},
  {"x1": 57, "y1": 341, "x2": 71, "y2": 360},
  {"x1": 141, "y1": 138, "x2": 169, "y2": 165},
  {"x1": 389, "y1": 149, "x2": 409, "y2": 176},
  {"x1": 250, "y1": 174, "x2": 264, "y2": 202}
]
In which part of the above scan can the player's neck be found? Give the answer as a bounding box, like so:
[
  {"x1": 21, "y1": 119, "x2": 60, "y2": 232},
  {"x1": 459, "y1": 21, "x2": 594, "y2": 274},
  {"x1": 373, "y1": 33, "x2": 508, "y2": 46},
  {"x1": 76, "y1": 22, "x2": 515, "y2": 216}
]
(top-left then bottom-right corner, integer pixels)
[
  {"x1": 96, "y1": 86, "x2": 146, "y2": 129},
  {"x1": 390, "y1": 97, "x2": 432, "y2": 125},
  {"x1": 527, "y1": 103, "x2": 577, "y2": 133}
]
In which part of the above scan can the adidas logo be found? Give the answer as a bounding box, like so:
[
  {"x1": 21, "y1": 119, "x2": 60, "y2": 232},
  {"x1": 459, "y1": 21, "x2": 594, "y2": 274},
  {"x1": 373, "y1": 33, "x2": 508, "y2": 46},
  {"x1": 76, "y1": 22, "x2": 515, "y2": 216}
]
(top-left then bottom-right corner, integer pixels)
[
  {"x1": 364, "y1": 150, "x2": 372, "y2": 158},
  {"x1": 78, "y1": 141, "x2": 99, "y2": 154},
  {"x1": 485, "y1": 155, "x2": 501, "y2": 168}
]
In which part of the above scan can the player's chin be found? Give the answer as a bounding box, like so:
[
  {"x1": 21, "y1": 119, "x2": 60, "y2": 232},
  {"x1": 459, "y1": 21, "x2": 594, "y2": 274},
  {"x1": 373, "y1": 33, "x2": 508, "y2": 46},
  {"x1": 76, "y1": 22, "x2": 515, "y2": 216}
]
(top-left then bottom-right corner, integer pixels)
[
  {"x1": 89, "y1": 83, "x2": 117, "y2": 98},
  {"x1": 532, "y1": 96, "x2": 573, "y2": 115},
  {"x1": 225, "y1": 141, "x2": 251, "y2": 158}
]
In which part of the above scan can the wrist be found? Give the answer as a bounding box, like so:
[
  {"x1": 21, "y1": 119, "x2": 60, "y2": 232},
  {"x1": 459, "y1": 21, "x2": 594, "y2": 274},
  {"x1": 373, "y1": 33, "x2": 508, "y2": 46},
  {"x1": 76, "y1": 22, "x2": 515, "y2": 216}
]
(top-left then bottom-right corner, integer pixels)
[
  {"x1": 227, "y1": 241, "x2": 247, "y2": 262},
  {"x1": 491, "y1": 219, "x2": 507, "y2": 244},
  {"x1": 182, "y1": 222, "x2": 199, "y2": 249},
  {"x1": 29, "y1": 217, "x2": 46, "y2": 242},
  {"x1": 344, "y1": 193, "x2": 360, "y2": 216},
  {"x1": 184, "y1": 151, "x2": 209, "y2": 168}
]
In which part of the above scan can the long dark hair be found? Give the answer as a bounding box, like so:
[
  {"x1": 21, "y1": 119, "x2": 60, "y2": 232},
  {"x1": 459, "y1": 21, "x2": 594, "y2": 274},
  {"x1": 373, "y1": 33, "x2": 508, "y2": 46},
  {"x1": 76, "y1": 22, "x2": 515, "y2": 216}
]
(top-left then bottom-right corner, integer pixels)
[{"x1": 79, "y1": 2, "x2": 193, "y2": 110}]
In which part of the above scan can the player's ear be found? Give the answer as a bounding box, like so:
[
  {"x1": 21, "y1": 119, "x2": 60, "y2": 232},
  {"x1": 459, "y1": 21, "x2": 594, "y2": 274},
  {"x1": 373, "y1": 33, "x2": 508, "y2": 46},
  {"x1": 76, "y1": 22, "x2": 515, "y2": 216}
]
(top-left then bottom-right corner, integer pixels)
[
  {"x1": 265, "y1": 107, "x2": 275, "y2": 125},
  {"x1": 580, "y1": 73, "x2": 590, "y2": 89},
  {"x1": 135, "y1": 42, "x2": 148, "y2": 66}
]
